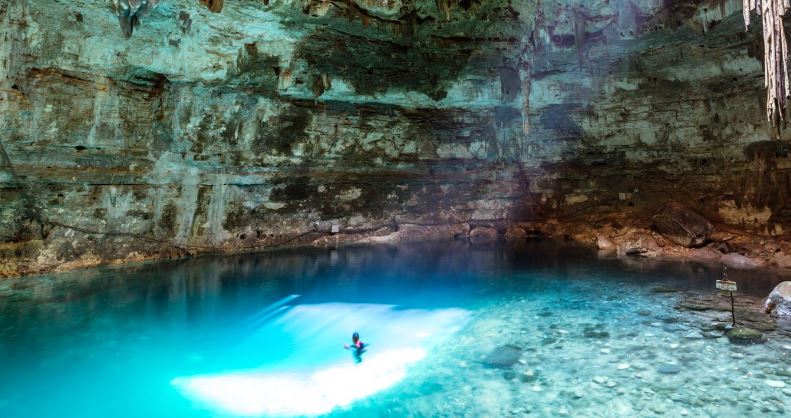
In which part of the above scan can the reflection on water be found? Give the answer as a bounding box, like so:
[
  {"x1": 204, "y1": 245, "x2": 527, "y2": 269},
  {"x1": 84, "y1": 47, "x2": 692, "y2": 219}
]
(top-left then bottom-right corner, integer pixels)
[{"x1": 0, "y1": 242, "x2": 790, "y2": 417}]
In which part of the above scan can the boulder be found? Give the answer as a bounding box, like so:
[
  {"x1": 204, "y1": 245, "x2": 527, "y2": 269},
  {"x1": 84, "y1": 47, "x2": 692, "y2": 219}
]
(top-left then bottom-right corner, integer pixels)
[
  {"x1": 504, "y1": 226, "x2": 528, "y2": 242},
  {"x1": 596, "y1": 235, "x2": 616, "y2": 252},
  {"x1": 616, "y1": 230, "x2": 661, "y2": 257},
  {"x1": 657, "y1": 364, "x2": 682, "y2": 375},
  {"x1": 765, "y1": 281, "x2": 791, "y2": 318},
  {"x1": 483, "y1": 344, "x2": 522, "y2": 368},
  {"x1": 771, "y1": 252, "x2": 791, "y2": 269},
  {"x1": 469, "y1": 227, "x2": 498, "y2": 245},
  {"x1": 651, "y1": 201, "x2": 713, "y2": 247}
]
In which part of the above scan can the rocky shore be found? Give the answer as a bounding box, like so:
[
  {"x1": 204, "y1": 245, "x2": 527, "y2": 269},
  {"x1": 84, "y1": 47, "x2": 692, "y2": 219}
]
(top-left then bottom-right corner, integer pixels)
[{"x1": 4, "y1": 204, "x2": 791, "y2": 281}]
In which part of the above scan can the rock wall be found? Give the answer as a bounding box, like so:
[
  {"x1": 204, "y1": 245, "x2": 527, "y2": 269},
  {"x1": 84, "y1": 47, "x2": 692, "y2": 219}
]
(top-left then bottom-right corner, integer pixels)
[{"x1": 0, "y1": 0, "x2": 788, "y2": 276}]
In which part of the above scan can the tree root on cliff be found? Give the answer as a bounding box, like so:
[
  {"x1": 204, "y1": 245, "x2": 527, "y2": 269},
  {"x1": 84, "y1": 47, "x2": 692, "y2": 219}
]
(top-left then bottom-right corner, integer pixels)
[{"x1": 743, "y1": 0, "x2": 791, "y2": 128}]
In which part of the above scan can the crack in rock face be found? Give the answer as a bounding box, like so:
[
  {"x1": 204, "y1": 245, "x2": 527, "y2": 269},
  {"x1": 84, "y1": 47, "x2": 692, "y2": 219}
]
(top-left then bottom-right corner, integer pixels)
[{"x1": 108, "y1": 0, "x2": 160, "y2": 38}]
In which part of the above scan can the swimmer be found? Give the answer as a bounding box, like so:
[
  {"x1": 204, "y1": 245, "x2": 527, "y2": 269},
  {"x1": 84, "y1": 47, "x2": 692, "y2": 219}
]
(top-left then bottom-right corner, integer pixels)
[
  {"x1": 344, "y1": 332, "x2": 367, "y2": 362},
  {"x1": 344, "y1": 332, "x2": 366, "y2": 352}
]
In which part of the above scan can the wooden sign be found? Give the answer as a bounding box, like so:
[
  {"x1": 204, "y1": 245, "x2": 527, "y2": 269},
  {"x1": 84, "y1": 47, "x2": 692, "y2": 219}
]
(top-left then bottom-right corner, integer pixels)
[{"x1": 716, "y1": 280, "x2": 737, "y2": 292}]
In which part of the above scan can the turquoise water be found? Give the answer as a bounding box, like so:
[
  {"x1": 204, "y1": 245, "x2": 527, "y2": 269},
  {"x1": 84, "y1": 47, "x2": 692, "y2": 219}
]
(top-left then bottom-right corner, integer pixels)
[{"x1": 1, "y1": 242, "x2": 791, "y2": 417}]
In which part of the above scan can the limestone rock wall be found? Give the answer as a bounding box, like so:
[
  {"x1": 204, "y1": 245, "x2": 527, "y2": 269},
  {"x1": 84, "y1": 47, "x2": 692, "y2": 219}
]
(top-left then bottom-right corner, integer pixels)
[
  {"x1": 523, "y1": 0, "x2": 784, "y2": 233},
  {"x1": 0, "y1": 0, "x2": 788, "y2": 276}
]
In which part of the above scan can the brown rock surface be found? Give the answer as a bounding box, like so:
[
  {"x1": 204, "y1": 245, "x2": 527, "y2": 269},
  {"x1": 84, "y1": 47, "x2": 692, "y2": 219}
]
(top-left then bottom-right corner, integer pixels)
[{"x1": 652, "y1": 202, "x2": 713, "y2": 248}]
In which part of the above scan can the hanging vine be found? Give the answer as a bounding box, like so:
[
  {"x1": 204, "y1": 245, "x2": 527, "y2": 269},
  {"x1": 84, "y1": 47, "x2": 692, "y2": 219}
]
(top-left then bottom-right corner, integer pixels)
[{"x1": 743, "y1": 1, "x2": 791, "y2": 127}]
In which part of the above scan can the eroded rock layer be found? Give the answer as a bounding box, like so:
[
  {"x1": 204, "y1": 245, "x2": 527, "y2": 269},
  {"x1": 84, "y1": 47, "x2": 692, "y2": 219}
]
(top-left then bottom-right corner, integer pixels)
[{"x1": 0, "y1": 0, "x2": 789, "y2": 276}]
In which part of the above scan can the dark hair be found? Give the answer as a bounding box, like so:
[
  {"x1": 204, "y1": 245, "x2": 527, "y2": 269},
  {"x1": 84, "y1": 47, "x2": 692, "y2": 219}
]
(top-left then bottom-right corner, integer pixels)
[{"x1": 352, "y1": 332, "x2": 359, "y2": 341}]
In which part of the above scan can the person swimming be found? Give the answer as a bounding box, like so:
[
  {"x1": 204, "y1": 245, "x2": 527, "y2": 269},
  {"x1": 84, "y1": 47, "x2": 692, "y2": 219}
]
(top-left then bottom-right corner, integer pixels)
[{"x1": 344, "y1": 332, "x2": 367, "y2": 363}]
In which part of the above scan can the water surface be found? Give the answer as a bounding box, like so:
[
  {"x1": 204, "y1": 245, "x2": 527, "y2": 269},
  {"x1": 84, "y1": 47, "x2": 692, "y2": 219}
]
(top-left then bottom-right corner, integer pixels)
[{"x1": 1, "y1": 242, "x2": 790, "y2": 417}]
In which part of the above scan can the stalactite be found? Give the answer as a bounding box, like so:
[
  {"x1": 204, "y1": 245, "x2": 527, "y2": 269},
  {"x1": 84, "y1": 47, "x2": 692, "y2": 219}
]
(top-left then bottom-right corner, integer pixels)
[
  {"x1": 200, "y1": 0, "x2": 224, "y2": 13},
  {"x1": 574, "y1": 7, "x2": 587, "y2": 68},
  {"x1": 108, "y1": 0, "x2": 160, "y2": 38},
  {"x1": 743, "y1": 0, "x2": 791, "y2": 127},
  {"x1": 521, "y1": 61, "x2": 531, "y2": 135}
]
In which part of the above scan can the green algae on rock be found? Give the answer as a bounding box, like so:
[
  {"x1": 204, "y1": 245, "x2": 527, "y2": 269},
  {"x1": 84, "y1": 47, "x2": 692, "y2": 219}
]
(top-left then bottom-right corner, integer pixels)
[{"x1": 726, "y1": 326, "x2": 764, "y2": 343}]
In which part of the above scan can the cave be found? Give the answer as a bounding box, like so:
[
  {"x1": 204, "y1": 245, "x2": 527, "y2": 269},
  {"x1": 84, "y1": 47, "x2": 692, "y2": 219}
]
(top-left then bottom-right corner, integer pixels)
[{"x1": 3, "y1": 0, "x2": 791, "y2": 416}]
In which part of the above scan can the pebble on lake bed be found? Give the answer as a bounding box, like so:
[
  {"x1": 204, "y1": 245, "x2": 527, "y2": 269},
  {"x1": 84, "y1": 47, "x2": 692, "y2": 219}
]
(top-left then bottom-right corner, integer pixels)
[
  {"x1": 483, "y1": 344, "x2": 523, "y2": 368},
  {"x1": 765, "y1": 380, "x2": 786, "y2": 388},
  {"x1": 592, "y1": 376, "x2": 609, "y2": 385},
  {"x1": 657, "y1": 364, "x2": 682, "y2": 374}
]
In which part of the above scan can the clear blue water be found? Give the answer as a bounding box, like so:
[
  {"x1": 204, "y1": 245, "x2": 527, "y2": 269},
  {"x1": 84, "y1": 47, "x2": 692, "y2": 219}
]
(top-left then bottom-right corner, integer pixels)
[{"x1": 1, "y1": 242, "x2": 791, "y2": 417}]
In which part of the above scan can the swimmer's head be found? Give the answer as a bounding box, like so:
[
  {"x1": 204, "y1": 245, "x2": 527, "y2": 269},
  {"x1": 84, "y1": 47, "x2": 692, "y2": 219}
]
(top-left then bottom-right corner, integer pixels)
[{"x1": 352, "y1": 332, "x2": 359, "y2": 342}]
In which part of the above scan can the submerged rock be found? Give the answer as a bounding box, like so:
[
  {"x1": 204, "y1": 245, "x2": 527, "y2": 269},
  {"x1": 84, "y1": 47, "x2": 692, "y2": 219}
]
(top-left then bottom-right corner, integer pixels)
[
  {"x1": 652, "y1": 286, "x2": 680, "y2": 293},
  {"x1": 735, "y1": 309, "x2": 776, "y2": 331},
  {"x1": 520, "y1": 369, "x2": 538, "y2": 383},
  {"x1": 657, "y1": 364, "x2": 682, "y2": 375},
  {"x1": 765, "y1": 281, "x2": 791, "y2": 318},
  {"x1": 682, "y1": 331, "x2": 704, "y2": 340},
  {"x1": 677, "y1": 302, "x2": 713, "y2": 312},
  {"x1": 725, "y1": 327, "x2": 764, "y2": 343},
  {"x1": 483, "y1": 344, "x2": 522, "y2": 368},
  {"x1": 582, "y1": 325, "x2": 610, "y2": 339},
  {"x1": 651, "y1": 201, "x2": 712, "y2": 247}
]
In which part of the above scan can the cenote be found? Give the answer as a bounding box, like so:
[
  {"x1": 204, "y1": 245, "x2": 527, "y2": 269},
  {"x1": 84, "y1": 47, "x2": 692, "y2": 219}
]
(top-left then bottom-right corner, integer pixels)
[
  {"x1": 2, "y1": 242, "x2": 791, "y2": 417},
  {"x1": 7, "y1": 1, "x2": 791, "y2": 417}
]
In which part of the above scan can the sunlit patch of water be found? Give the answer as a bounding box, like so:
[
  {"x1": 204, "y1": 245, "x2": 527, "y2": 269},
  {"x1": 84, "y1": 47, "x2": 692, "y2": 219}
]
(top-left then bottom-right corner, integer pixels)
[{"x1": 172, "y1": 303, "x2": 469, "y2": 416}]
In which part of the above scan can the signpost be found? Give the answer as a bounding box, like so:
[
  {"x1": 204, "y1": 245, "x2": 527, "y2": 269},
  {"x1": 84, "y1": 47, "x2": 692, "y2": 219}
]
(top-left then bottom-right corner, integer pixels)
[{"x1": 716, "y1": 266, "x2": 737, "y2": 327}]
